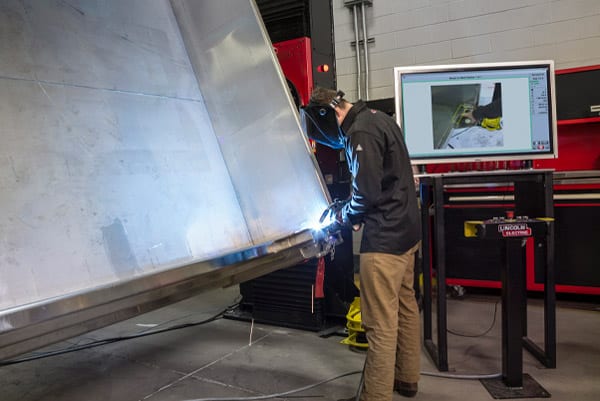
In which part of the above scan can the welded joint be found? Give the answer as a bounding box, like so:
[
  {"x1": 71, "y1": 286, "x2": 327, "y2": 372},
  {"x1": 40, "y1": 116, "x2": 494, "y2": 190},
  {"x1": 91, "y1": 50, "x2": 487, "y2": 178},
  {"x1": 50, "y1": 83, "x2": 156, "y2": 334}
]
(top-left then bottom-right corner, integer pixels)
[{"x1": 300, "y1": 230, "x2": 342, "y2": 260}]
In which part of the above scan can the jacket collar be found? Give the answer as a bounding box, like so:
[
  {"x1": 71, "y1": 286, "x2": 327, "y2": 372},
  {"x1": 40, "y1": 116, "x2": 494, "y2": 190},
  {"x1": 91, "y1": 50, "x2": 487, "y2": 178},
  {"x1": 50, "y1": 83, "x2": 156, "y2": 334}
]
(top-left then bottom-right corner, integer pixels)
[{"x1": 341, "y1": 100, "x2": 367, "y2": 134}]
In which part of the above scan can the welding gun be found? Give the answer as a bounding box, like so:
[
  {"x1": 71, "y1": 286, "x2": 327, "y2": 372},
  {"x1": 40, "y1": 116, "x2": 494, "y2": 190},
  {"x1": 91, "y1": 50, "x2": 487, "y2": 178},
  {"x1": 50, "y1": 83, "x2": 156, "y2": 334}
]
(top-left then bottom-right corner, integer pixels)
[
  {"x1": 319, "y1": 199, "x2": 362, "y2": 232},
  {"x1": 319, "y1": 199, "x2": 346, "y2": 229}
]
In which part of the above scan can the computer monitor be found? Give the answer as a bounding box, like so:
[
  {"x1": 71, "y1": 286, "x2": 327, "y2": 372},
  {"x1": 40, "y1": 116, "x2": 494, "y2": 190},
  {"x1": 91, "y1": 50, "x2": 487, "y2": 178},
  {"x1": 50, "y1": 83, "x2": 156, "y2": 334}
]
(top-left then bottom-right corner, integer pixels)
[{"x1": 394, "y1": 61, "x2": 558, "y2": 165}]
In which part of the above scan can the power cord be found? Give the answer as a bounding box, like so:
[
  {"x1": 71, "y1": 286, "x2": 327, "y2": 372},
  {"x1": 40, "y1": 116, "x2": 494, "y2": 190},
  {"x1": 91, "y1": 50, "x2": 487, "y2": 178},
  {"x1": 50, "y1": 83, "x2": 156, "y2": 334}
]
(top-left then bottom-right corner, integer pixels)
[
  {"x1": 177, "y1": 365, "x2": 500, "y2": 401},
  {"x1": 181, "y1": 370, "x2": 363, "y2": 401},
  {"x1": 0, "y1": 300, "x2": 240, "y2": 367},
  {"x1": 351, "y1": 359, "x2": 366, "y2": 401},
  {"x1": 422, "y1": 371, "x2": 501, "y2": 380},
  {"x1": 447, "y1": 299, "x2": 500, "y2": 338}
]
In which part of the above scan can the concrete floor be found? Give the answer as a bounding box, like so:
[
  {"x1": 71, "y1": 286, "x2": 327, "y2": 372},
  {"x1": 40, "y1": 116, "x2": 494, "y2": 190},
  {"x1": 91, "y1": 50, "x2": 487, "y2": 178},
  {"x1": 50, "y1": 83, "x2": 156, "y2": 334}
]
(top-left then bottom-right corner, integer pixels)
[{"x1": 2, "y1": 285, "x2": 599, "y2": 401}]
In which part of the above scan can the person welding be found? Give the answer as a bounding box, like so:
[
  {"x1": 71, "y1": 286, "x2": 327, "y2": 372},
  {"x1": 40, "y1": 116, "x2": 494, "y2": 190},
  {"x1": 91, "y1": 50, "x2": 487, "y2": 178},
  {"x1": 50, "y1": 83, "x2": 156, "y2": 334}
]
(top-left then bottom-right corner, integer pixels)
[{"x1": 301, "y1": 88, "x2": 422, "y2": 400}]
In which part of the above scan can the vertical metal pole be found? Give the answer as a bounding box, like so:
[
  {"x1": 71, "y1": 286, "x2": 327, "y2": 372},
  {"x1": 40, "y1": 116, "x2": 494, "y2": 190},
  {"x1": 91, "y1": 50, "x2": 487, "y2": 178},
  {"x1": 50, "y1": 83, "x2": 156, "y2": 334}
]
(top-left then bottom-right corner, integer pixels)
[
  {"x1": 422, "y1": 177, "x2": 443, "y2": 370},
  {"x1": 543, "y1": 172, "x2": 557, "y2": 368},
  {"x1": 352, "y1": 5, "x2": 362, "y2": 99},
  {"x1": 502, "y1": 239, "x2": 526, "y2": 388},
  {"x1": 421, "y1": 180, "x2": 432, "y2": 342},
  {"x1": 434, "y1": 177, "x2": 448, "y2": 371},
  {"x1": 360, "y1": 2, "x2": 369, "y2": 100}
]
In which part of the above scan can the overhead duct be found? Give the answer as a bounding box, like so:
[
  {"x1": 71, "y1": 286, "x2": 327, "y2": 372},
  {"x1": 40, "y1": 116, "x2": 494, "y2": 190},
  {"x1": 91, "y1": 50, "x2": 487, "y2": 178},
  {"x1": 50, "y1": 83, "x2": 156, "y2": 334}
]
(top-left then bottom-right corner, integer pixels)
[{"x1": 0, "y1": 0, "x2": 331, "y2": 360}]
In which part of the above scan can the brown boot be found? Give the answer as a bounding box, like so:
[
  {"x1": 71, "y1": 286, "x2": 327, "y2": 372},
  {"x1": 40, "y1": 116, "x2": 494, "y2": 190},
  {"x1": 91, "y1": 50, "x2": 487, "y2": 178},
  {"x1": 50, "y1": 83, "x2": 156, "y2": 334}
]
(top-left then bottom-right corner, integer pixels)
[{"x1": 394, "y1": 380, "x2": 418, "y2": 398}]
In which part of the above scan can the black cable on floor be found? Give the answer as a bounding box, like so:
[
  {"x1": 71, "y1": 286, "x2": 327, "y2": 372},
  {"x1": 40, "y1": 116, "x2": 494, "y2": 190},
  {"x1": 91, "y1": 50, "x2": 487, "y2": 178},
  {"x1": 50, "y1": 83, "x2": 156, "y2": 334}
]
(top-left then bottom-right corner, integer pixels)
[
  {"x1": 0, "y1": 301, "x2": 240, "y2": 367},
  {"x1": 447, "y1": 299, "x2": 499, "y2": 338}
]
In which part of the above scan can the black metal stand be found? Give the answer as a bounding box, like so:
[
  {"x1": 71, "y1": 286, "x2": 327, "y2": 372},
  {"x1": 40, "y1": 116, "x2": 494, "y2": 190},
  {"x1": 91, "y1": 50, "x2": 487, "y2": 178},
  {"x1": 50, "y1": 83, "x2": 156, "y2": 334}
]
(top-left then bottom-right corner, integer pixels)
[
  {"x1": 503, "y1": 239, "x2": 527, "y2": 388},
  {"x1": 481, "y1": 374, "x2": 550, "y2": 399},
  {"x1": 478, "y1": 238, "x2": 550, "y2": 398},
  {"x1": 419, "y1": 170, "x2": 556, "y2": 398}
]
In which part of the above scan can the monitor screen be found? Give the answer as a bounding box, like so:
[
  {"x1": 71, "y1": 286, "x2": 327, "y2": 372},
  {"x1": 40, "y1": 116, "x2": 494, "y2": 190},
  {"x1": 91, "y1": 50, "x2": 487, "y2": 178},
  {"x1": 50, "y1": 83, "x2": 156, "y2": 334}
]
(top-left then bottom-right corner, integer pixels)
[{"x1": 394, "y1": 61, "x2": 557, "y2": 165}]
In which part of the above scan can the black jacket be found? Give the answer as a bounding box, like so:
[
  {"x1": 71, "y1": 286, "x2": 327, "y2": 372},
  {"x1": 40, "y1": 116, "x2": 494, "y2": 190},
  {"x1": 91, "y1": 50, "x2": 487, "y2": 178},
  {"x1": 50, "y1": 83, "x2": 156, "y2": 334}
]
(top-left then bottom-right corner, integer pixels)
[{"x1": 341, "y1": 101, "x2": 421, "y2": 255}]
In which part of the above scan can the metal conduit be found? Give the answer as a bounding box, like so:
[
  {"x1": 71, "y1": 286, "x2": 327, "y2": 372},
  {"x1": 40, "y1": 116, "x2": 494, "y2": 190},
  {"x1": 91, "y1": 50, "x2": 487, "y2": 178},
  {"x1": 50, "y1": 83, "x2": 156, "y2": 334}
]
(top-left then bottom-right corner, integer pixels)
[
  {"x1": 361, "y1": 2, "x2": 369, "y2": 100},
  {"x1": 346, "y1": 1, "x2": 371, "y2": 100},
  {"x1": 352, "y1": 4, "x2": 362, "y2": 99}
]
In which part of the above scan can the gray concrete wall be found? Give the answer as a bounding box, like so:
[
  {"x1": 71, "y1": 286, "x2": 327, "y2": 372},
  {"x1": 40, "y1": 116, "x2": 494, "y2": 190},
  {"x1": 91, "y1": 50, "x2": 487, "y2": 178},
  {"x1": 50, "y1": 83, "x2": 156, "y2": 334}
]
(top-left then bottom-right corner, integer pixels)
[{"x1": 333, "y1": 0, "x2": 600, "y2": 101}]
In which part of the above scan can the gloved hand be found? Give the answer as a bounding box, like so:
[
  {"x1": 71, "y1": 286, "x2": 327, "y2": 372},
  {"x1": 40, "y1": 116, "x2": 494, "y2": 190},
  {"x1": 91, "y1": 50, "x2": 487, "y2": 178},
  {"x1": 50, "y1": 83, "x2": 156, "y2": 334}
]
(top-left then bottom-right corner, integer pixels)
[
  {"x1": 320, "y1": 199, "x2": 362, "y2": 232},
  {"x1": 335, "y1": 207, "x2": 362, "y2": 232},
  {"x1": 319, "y1": 199, "x2": 347, "y2": 230}
]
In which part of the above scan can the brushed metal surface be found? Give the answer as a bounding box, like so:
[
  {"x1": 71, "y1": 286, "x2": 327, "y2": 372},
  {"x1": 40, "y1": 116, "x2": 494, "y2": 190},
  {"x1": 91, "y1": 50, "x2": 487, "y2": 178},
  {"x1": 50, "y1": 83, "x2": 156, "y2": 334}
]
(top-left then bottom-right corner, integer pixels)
[
  {"x1": 0, "y1": 0, "x2": 329, "y2": 357},
  {"x1": 0, "y1": 229, "x2": 328, "y2": 361},
  {"x1": 171, "y1": 0, "x2": 330, "y2": 242}
]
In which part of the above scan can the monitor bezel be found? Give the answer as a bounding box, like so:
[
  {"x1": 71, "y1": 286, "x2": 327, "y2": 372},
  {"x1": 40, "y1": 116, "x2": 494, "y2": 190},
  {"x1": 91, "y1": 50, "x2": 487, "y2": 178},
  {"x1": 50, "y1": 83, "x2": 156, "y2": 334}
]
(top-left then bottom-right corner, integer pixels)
[{"x1": 394, "y1": 60, "x2": 558, "y2": 165}]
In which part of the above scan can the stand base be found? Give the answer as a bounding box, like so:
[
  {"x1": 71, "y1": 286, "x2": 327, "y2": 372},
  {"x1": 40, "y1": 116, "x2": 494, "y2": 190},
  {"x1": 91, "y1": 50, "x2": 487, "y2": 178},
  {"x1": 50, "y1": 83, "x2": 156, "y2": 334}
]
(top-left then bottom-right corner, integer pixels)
[{"x1": 480, "y1": 374, "x2": 550, "y2": 399}]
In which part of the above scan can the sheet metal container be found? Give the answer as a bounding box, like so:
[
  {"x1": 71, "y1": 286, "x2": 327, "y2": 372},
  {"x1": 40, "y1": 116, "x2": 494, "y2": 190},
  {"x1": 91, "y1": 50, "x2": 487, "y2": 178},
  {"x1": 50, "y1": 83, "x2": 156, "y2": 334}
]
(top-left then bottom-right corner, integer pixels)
[{"x1": 0, "y1": 0, "x2": 330, "y2": 360}]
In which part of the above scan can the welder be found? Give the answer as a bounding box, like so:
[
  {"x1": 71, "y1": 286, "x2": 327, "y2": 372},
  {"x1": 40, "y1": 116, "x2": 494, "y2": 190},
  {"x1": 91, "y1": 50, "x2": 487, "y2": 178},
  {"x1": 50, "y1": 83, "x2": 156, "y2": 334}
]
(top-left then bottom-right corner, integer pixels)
[{"x1": 301, "y1": 88, "x2": 422, "y2": 400}]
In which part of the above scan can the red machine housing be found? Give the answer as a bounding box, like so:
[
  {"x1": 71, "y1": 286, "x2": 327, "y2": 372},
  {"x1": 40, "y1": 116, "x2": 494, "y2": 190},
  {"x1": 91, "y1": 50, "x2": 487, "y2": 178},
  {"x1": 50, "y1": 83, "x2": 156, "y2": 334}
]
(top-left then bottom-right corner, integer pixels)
[
  {"x1": 273, "y1": 37, "x2": 345, "y2": 184},
  {"x1": 273, "y1": 37, "x2": 313, "y2": 106}
]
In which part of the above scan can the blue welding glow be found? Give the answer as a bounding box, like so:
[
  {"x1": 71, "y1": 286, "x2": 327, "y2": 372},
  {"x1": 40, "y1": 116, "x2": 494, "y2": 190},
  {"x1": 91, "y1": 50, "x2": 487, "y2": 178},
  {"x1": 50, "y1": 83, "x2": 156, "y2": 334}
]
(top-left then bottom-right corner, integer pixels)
[
  {"x1": 307, "y1": 203, "x2": 337, "y2": 232},
  {"x1": 310, "y1": 216, "x2": 333, "y2": 231},
  {"x1": 290, "y1": 197, "x2": 330, "y2": 233}
]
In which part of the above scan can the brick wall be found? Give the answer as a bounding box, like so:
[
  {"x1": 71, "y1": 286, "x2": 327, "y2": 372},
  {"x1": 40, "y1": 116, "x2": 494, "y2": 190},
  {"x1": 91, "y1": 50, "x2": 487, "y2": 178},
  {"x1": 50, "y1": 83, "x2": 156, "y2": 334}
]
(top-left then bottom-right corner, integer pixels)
[{"x1": 333, "y1": 0, "x2": 600, "y2": 101}]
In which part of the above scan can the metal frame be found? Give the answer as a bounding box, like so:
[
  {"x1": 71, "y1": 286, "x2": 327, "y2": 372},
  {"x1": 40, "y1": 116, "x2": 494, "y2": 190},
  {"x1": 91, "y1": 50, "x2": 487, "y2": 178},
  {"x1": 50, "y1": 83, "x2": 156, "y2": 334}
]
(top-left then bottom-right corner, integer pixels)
[{"x1": 419, "y1": 170, "x2": 556, "y2": 372}]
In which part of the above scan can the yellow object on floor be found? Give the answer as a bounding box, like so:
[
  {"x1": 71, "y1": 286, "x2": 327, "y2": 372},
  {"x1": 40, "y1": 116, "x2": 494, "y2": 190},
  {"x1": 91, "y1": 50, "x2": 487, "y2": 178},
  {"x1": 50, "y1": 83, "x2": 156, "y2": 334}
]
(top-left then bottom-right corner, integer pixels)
[{"x1": 340, "y1": 296, "x2": 368, "y2": 349}]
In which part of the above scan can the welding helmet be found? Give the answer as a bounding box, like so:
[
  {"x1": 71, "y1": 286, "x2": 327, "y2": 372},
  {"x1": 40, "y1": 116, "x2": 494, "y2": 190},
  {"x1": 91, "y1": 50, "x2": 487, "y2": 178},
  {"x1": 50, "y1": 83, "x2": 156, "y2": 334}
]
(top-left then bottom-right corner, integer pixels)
[{"x1": 300, "y1": 91, "x2": 346, "y2": 150}]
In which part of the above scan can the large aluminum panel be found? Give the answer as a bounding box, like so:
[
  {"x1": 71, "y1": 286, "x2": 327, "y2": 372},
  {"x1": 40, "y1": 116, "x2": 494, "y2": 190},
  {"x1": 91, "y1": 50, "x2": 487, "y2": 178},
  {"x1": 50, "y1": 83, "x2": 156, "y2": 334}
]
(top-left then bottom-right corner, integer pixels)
[
  {"x1": 0, "y1": 0, "x2": 330, "y2": 358},
  {"x1": 171, "y1": 0, "x2": 329, "y2": 242}
]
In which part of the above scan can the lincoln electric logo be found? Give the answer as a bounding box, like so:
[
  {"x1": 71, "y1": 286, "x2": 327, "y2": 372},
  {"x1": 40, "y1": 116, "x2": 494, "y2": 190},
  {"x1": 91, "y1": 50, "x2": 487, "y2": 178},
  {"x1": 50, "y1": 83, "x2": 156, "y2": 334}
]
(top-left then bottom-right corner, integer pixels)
[{"x1": 498, "y1": 223, "x2": 532, "y2": 237}]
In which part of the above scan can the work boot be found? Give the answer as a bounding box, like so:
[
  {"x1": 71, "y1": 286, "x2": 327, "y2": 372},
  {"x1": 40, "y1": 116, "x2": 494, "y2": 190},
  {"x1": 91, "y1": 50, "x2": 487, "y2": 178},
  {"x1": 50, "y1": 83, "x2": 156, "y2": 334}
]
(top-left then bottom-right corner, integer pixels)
[{"x1": 394, "y1": 380, "x2": 418, "y2": 398}]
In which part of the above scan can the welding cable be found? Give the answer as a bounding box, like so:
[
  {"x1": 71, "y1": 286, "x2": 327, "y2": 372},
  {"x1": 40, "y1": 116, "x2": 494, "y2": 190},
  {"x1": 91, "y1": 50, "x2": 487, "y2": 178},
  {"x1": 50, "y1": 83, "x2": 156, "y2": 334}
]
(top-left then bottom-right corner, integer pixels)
[
  {"x1": 352, "y1": 359, "x2": 366, "y2": 401},
  {"x1": 421, "y1": 371, "x2": 502, "y2": 380},
  {"x1": 181, "y1": 368, "x2": 500, "y2": 401},
  {"x1": 181, "y1": 370, "x2": 362, "y2": 401},
  {"x1": 181, "y1": 364, "x2": 499, "y2": 401},
  {"x1": 0, "y1": 300, "x2": 240, "y2": 367},
  {"x1": 447, "y1": 299, "x2": 500, "y2": 338}
]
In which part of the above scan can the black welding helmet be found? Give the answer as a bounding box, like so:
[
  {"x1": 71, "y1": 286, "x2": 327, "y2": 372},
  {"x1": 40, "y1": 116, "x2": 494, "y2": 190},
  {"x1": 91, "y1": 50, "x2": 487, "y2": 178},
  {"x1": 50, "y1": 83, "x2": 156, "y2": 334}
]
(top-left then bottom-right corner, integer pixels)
[{"x1": 300, "y1": 91, "x2": 346, "y2": 150}]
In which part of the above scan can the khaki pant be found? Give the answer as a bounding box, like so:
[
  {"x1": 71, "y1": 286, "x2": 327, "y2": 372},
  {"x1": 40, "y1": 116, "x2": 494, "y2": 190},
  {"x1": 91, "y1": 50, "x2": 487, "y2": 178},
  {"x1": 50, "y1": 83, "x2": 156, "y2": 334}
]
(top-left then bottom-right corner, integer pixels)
[{"x1": 359, "y1": 244, "x2": 421, "y2": 401}]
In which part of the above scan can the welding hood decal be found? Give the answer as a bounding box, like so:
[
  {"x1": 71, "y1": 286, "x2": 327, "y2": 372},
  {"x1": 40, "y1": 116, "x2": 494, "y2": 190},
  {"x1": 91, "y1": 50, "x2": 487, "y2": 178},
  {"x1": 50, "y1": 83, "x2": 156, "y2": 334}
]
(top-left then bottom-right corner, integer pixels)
[{"x1": 300, "y1": 103, "x2": 345, "y2": 150}]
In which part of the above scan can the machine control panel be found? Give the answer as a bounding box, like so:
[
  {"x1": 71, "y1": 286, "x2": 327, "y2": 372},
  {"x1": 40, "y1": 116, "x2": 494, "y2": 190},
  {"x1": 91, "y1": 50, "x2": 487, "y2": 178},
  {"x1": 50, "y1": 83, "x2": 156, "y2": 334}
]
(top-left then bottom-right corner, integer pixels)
[{"x1": 464, "y1": 215, "x2": 554, "y2": 239}]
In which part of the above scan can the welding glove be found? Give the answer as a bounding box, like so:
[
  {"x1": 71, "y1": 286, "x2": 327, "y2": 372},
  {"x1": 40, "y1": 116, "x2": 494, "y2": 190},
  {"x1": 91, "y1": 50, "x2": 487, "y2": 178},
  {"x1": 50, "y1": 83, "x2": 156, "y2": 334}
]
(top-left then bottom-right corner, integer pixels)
[
  {"x1": 338, "y1": 202, "x2": 363, "y2": 232},
  {"x1": 321, "y1": 201, "x2": 361, "y2": 232}
]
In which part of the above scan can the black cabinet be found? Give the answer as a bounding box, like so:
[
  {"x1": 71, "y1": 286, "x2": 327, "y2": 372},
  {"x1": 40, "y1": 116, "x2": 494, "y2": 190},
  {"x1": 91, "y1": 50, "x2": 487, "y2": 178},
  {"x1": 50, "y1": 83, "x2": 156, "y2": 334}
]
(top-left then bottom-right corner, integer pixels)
[{"x1": 556, "y1": 66, "x2": 600, "y2": 121}]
